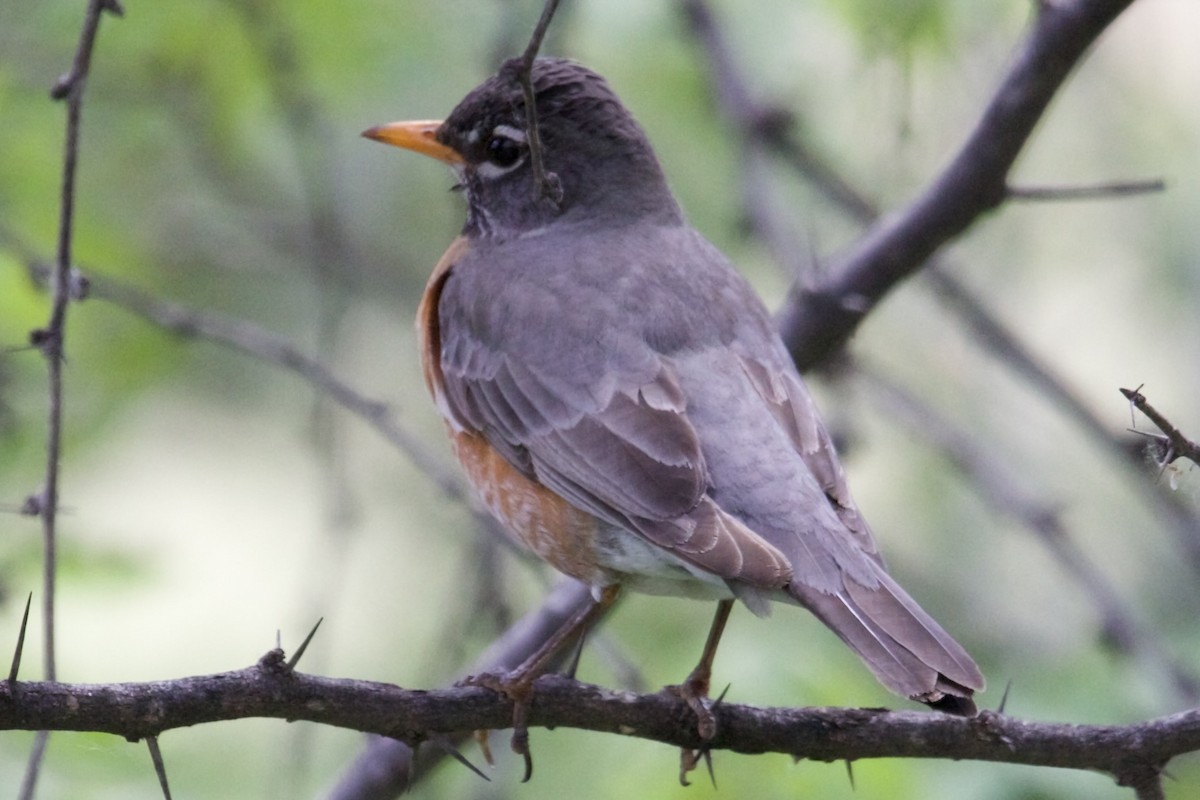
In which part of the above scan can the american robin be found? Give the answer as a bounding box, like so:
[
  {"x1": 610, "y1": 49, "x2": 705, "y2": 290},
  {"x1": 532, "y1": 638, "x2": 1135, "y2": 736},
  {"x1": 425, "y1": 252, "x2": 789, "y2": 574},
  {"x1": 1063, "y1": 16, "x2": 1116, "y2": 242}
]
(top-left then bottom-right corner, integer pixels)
[{"x1": 365, "y1": 57, "x2": 984, "y2": 767}]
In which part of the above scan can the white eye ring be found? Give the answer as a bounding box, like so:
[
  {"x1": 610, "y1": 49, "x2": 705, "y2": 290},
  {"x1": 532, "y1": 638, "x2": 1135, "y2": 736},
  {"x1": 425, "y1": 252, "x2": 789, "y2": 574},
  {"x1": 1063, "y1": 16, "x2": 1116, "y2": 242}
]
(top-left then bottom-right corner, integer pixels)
[
  {"x1": 491, "y1": 124, "x2": 527, "y2": 144},
  {"x1": 476, "y1": 125, "x2": 528, "y2": 178}
]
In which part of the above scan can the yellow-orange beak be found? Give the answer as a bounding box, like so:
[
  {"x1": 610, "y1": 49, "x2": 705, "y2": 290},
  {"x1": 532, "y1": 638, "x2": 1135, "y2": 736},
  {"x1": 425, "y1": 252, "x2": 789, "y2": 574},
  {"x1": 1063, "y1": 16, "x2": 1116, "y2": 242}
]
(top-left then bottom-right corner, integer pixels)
[{"x1": 362, "y1": 119, "x2": 464, "y2": 164}]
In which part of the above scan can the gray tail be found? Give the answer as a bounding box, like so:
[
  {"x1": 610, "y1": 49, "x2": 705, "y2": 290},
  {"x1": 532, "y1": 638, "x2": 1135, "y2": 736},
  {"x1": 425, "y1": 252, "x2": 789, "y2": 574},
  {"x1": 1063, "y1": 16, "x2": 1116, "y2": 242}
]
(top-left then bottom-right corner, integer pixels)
[{"x1": 791, "y1": 566, "x2": 984, "y2": 716}]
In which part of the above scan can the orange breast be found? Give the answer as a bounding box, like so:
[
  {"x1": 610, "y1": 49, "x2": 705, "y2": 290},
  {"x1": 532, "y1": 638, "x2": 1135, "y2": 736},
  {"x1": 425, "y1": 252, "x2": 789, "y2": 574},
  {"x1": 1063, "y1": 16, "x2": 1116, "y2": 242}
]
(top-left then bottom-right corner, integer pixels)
[
  {"x1": 417, "y1": 238, "x2": 604, "y2": 584},
  {"x1": 448, "y1": 429, "x2": 604, "y2": 583}
]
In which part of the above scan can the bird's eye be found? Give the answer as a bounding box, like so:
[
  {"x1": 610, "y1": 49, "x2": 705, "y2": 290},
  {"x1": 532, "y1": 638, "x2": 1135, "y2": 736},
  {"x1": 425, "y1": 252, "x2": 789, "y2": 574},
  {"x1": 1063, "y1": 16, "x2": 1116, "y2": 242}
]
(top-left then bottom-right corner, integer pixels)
[{"x1": 485, "y1": 134, "x2": 523, "y2": 167}]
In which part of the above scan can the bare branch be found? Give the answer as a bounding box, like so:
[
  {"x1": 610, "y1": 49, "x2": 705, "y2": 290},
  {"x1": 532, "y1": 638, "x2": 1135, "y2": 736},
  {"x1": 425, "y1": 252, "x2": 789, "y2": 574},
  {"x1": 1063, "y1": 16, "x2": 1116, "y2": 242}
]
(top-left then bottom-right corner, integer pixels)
[
  {"x1": 325, "y1": 579, "x2": 598, "y2": 799},
  {"x1": 774, "y1": 0, "x2": 1138, "y2": 372},
  {"x1": 2, "y1": 668, "x2": 1197, "y2": 792},
  {"x1": 1008, "y1": 178, "x2": 1166, "y2": 201},
  {"x1": 21, "y1": 1, "x2": 122, "y2": 795}
]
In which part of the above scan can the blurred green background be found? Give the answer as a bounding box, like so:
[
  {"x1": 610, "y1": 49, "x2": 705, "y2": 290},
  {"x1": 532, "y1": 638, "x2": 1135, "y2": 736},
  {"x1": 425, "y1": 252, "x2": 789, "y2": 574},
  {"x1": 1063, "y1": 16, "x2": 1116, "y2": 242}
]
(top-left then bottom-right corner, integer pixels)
[{"x1": 2, "y1": 0, "x2": 1199, "y2": 797}]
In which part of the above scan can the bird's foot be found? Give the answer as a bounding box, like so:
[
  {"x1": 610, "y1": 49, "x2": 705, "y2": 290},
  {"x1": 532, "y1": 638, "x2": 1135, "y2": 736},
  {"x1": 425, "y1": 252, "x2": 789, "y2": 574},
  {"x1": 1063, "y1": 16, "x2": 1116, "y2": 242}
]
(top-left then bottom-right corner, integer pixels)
[
  {"x1": 664, "y1": 667, "x2": 719, "y2": 740},
  {"x1": 665, "y1": 673, "x2": 728, "y2": 786},
  {"x1": 459, "y1": 671, "x2": 536, "y2": 781}
]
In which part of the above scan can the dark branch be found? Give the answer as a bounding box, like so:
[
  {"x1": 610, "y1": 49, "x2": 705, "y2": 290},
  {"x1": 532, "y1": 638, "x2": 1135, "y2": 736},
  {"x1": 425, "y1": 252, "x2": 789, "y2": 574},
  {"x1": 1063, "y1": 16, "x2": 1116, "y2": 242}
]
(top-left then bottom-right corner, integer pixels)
[
  {"x1": 325, "y1": 579, "x2": 598, "y2": 799},
  {"x1": 514, "y1": 0, "x2": 565, "y2": 205},
  {"x1": 23, "y1": 1, "x2": 121, "y2": 796},
  {"x1": 1, "y1": 668, "x2": 1196, "y2": 789},
  {"x1": 774, "y1": 0, "x2": 1138, "y2": 371},
  {"x1": 1008, "y1": 178, "x2": 1165, "y2": 201}
]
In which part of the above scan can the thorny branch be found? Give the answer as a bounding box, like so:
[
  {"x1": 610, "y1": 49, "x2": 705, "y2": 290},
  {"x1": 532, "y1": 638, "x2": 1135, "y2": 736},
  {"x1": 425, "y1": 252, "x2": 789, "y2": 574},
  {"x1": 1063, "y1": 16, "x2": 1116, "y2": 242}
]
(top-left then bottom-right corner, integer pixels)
[
  {"x1": 1123, "y1": 387, "x2": 1200, "y2": 469},
  {"x1": 20, "y1": 1, "x2": 122, "y2": 798},
  {"x1": 1, "y1": 665, "x2": 1196, "y2": 795}
]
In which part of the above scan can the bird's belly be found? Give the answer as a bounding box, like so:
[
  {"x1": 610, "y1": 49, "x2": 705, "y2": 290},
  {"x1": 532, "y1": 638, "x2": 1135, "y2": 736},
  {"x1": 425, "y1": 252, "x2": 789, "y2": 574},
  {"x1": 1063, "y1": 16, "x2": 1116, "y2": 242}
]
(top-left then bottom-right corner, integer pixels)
[
  {"x1": 449, "y1": 429, "x2": 608, "y2": 584},
  {"x1": 448, "y1": 428, "x2": 732, "y2": 600},
  {"x1": 591, "y1": 522, "x2": 736, "y2": 600}
]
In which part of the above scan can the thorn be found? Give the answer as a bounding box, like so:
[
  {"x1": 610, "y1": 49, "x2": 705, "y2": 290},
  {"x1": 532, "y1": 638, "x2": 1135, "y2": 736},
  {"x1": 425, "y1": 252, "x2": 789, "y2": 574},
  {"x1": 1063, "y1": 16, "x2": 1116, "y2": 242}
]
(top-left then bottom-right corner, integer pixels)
[
  {"x1": 997, "y1": 679, "x2": 1013, "y2": 714},
  {"x1": 68, "y1": 268, "x2": 90, "y2": 301},
  {"x1": 475, "y1": 729, "x2": 495, "y2": 768},
  {"x1": 146, "y1": 735, "x2": 173, "y2": 800},
  {"x1": 275, "y1": 629, "x2": 282, "y2": 650},
  {"x1": 702, "y1": 747, "x2": 717, "y2": 789},
  {"x1": 285, "y1": 618, "x2": 323, "y2": 671},
  {"x1": 20, "y1": 494, "x2": 43, "y2": 517},
  {"x1": 8, "y1": 593, "x2": 33, "y2": 683},
  {"x1": 101, "y1": 0, "x2": 126, "y2": 16},
  {"x1": 1122, "y1": 384, "x2": 1144, "y2": 427},
  {"x1": 844, "y1": 759, "x2": 855, "y2": 790},
  {"x1": 50, "y1": 76, "x2": 73, "y2": 101},
  {"x1": 429, "y1": 734, "x2": 491, "y2": 782},
  {"x1": 28, "y1": 328, "x2": 53, "y2": 351}
]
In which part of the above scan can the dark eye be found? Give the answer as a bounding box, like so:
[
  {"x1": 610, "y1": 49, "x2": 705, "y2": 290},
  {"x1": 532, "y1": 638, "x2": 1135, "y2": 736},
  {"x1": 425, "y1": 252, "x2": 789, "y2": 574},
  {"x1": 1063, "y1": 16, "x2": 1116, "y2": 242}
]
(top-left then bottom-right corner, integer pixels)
[{"x1": 485, "y1": 134, "x2": 522, "y2": 167}]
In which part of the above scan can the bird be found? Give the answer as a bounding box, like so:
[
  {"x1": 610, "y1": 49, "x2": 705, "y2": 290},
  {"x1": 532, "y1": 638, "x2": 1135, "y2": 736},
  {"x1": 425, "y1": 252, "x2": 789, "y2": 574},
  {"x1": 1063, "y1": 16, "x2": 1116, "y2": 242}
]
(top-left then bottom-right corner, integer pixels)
[{"x1": 364, "y1": 56, "x2": 984, "y2": 770}]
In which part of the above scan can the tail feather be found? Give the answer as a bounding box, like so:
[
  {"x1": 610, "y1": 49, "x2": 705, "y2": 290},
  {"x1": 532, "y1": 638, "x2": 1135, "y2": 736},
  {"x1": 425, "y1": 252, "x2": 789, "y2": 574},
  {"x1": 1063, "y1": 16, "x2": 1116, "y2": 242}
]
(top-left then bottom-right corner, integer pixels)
[{"x1": 790, "y1": 566, "x2": 984, "y2": 715}]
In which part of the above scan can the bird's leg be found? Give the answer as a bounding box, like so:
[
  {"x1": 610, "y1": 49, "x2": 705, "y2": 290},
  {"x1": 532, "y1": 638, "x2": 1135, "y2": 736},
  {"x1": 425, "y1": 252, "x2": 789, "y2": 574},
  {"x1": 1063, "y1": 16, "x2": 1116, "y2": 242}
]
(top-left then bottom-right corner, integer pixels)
[
  {"x1": 668, "y1": 598, "x2": 734, "y2": 740},
  {"x1": 667, "y1": 599, "x2": 734, "y2": 785},
  {"x1": 463, "y1": 584, "x2": 621, "y2": 781}
]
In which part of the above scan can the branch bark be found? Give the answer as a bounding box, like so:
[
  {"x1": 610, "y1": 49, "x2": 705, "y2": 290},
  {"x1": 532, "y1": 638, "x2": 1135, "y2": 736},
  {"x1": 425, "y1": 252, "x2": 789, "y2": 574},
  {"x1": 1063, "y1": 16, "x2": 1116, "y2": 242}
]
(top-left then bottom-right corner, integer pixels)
[{"x1": 1, "y1": 664, "x2": 1193, "y2": 791}]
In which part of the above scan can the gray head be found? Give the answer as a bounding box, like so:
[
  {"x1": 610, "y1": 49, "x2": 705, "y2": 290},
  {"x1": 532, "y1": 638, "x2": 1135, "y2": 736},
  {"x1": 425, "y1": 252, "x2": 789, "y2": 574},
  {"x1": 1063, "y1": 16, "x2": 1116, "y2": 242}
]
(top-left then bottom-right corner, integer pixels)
[{"x1": 367, "y1": 58, "x2": 683, "y2": 238}]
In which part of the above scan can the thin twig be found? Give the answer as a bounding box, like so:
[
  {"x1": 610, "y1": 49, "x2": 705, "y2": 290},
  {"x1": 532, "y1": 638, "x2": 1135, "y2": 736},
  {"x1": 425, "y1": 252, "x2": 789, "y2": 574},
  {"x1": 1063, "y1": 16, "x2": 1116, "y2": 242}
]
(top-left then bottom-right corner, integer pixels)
[
  {"x1": 771, "y1": 0, "x2": 1138, "y2": 372},
  {"x1": 1008, "y1": 178, "x2": 1165, "y2": 201},
  {"x1": 21, "y1": 1, "x2": 121, "y2": 796},
  {"x1": 514, "y1": 0, "x2": 565, "y2": 205},
  {"x1": 1122, "y1": 387, "x2": 1200, "y2": 467}
]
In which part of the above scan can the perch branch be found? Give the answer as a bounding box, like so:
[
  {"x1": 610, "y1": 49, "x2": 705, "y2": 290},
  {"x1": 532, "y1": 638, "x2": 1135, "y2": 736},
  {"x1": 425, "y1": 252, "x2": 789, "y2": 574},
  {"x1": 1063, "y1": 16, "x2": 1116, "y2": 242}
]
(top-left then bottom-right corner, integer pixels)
[{"x1": 1, "y1": 667, "x2": 1195, "y2": 797}]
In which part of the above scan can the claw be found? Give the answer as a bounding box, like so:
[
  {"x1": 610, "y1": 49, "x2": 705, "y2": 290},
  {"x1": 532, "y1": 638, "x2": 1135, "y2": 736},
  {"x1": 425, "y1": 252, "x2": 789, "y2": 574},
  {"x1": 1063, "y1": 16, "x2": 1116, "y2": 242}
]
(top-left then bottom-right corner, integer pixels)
[
  {"x1": 462, "y1": 671, "x2": 537, "y2": 781},
  {"x1": 678, "y1": 743, "x2": 717, "y2": 787},
  {"x1": 474, "y1": 729, "x2": 495, "y2": 768},
  {"x1": 665, "y1": 674, "x2": 721, "y2": 740}
]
